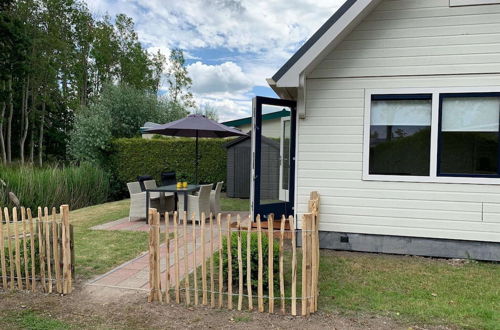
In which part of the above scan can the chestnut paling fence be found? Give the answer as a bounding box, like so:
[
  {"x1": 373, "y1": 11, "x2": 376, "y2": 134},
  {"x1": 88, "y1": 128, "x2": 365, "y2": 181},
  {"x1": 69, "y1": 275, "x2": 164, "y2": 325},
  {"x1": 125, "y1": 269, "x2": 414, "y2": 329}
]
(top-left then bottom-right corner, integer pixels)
[
  {"x1": 0, "y1": 205, "x2": 74, "y2": 294},
  {"x1": 148, "y1": 192, "x2": 320, "y2": 316}
]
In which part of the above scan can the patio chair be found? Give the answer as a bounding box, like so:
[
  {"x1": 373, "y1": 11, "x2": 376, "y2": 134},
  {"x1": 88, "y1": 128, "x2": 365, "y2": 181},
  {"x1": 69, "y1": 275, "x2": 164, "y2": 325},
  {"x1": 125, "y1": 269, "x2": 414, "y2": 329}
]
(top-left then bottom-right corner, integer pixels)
[
  {"x1": 210, "y1": 181, "x2": 223, "y2": 215},
  {"x1": 178, "y1": 184, "x2": 211, "y2": 223},
  {"x1": 143, "y1": 179, "x2": 175, "y2": 212},
  {"x1": 127, "y1": 182, "x2": 160, "y2": 221}
]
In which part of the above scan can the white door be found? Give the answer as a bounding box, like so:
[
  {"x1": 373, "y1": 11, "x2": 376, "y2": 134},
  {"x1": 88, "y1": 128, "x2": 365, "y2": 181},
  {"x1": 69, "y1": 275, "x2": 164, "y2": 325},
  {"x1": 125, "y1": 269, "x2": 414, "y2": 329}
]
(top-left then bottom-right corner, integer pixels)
[{"x1": 279, "y1": 116, "x2": 291, "y2": 201}]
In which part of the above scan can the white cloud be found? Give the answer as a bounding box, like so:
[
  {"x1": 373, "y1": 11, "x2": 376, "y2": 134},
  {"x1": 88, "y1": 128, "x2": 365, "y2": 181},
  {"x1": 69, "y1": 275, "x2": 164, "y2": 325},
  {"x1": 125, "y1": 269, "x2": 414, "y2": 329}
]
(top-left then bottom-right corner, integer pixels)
[{"x1": 188, "y1": 61, "x2": 253, "y2": 94}]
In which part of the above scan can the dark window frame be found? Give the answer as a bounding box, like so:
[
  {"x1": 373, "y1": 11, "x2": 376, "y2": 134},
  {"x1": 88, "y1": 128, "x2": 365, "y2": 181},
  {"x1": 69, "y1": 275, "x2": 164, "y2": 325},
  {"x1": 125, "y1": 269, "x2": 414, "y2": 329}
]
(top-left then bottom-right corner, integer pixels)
[
  {"x1": 369, "y1": 93, "x2": 433, "y2": 176},
  {"x1": 437, "y1": 92, "x2": 500, "y2": 178}
]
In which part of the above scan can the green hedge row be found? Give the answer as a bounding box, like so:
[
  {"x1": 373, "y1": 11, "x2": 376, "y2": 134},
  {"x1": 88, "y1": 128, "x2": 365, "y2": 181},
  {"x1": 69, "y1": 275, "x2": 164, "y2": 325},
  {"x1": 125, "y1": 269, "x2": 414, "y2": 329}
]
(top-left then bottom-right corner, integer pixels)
[{"x1": 110, "y1": 137, "x2": 230, "y2": 195}]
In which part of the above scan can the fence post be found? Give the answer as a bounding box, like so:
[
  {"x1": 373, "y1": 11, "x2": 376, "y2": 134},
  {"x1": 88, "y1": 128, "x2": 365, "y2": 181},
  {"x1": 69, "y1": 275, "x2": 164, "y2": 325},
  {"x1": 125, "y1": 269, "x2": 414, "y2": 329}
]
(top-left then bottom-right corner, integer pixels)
[
  {"x1": 165, "y1": 212, "x2": 170, "y2": 303},
  {"x1": 61, "y1": 204, "x2": 72, "y2": 294},
  {"x1": 237, "y1": 215, "x2": 243, "y2": 311},
  {"x1": 289, "y1": 215, "x2": 297, "y2": 316},
  {"x1": 246, "y1": 215, "x2": 253, "y2": 311},
  {"x1": 226, "y1": 214, "x2": 232, "y2": 310},
  {"x1": 257, "y1": 214, "x2": 264, "y2": 312},
  {"x1": 0, "y1": 209, "x2": 7, "y2": 289},
  {"x1": 21, "y1": 207, "x2": 30, "y2": 290},
  {"x1": 268, "y1": 214, "x2": 274, "y2": 314}
]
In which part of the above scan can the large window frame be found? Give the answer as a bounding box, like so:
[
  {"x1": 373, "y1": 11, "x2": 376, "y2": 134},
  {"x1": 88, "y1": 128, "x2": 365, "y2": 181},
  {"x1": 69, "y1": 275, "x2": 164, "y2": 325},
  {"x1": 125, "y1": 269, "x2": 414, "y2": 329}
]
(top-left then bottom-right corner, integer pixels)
[{"x1": 363, "y1": 87, "x2": 500, "y2": 185}]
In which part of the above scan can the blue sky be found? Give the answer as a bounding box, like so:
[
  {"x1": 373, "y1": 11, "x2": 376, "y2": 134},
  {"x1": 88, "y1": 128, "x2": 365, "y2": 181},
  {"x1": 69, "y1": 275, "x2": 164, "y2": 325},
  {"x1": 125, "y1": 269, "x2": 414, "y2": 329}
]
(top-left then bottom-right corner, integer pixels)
[{"x1": 85, "y1": 0, "x2": 346, "y2": 121}]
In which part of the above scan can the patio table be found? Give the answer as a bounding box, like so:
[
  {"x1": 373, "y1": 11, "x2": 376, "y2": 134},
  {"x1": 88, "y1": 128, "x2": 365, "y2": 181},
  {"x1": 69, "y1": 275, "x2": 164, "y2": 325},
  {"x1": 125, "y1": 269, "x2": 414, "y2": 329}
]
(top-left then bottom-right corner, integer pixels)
[{"x1": 145, "y1": 184, "x2": 200, "y2": 221}]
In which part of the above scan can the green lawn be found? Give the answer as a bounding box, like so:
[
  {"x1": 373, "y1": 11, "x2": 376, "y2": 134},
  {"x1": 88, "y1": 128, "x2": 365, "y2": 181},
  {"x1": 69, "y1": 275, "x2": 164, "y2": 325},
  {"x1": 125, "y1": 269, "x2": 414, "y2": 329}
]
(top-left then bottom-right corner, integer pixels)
[
  {"x1": 319, "y1": 251, "x2": 500, "y2": 329},
  {"x1": 69, "y1": 198, "x2": 499, "y2": 329},
  {"x1": 220, "y1": 193, "x2": 249, "y2": 211}
]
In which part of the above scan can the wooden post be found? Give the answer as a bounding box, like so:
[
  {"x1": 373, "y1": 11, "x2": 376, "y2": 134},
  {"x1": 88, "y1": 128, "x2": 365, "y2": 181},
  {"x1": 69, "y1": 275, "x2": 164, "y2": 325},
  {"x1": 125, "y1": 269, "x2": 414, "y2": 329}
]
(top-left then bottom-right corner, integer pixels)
[
  {"x1": 61, "y1": 204, "x2": 71, "y2": 294},
  {"x1": 44, "y1": 207, "x2": 52, "y2": 293},
  {"x1": 148, "y1": 209, "x2": 157, "y2": 302},
  {"x1": 192, "y1": 212, "x2": 198, "y2": 306},
  {"x1": 183, "y1": 211, "x2": 190, "y2": 305},
  {"x1": 310, "y1": 213, "x2": 317, "y2": 314},
  {"x1": 268, "y1": 214, "x2": 274, "y2": 313},
  {"x1": 257, "y1": 214, "x2": 264, "y2": 312},
  {"x1": 301, "y1": 214, "x2": 308, "y2": 316},
  {"x1": 37, "y1": 207, "x2": 46, "y2": 292},
  {"x1": 27, "y1": 209, "x2": 36, "y2": 291},
  {"x1": 217, "y1": 213, "x2": 223, "y2": 308},
  {"x1": 4, "y1": 208, "x2": 15, "y2": 289},
  {"x1": 246, "y1": 216, "x2": 253, "y2": 311},
  {"x1": 290, "y1": 215, "x2": 297, "y2": 316},
  {"x1": 226, "y1": 214, "x2": 232, "y2": 310},
  {"x1": 209, "y1": 213, "x2": 215, "y2": 308},
  {"x1": 155, "y1": 211, "x2": 162, "y2": 302},
  {"x1": 174, "y1": 212, "x2": 180, "y2": 304},
  {"x1": 308, "y1": 191, "x2": 320, "y2": 313},
  {"x1": 237, "y1": 215, "x2": 243, "y2": 311},
  {"x1": 0, "y1": 208, "x2": 7, "y2": 289},
  {"x1": 279, "y1": 215, "x2": 286, "y2": 314},
  {"x1": 201, "y1": 212, "x2": 207, "y2": 305},
  {"x1": 21, "y1": 207, "x2": 30, "y2": 290},
  {"x1": 165, "y1": 212, "x2": 170, "y2": 303},
  {"x1": 52, "y1": 208, "x2": 61, "y2": 293},
  {"x1": 13, "y1": 207, "x2": 23, "y2": 290}
]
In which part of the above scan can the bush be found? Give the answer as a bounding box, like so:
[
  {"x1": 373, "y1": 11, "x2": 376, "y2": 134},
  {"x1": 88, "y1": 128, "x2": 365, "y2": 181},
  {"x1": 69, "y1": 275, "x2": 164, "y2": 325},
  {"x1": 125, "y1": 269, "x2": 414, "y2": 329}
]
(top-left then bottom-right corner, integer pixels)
[
  {"x1": 0, "y1": 164, "x2": 109, "y2": 210},
  {"x1": 110, "y1": 137, "x2": 229, "y2": 196},
  {"x1": 3, "y1": 235, "x2": 41, "y2": 275},
  {"x1": 215, "y1": 232, "x2": 279, "y2": 291}
]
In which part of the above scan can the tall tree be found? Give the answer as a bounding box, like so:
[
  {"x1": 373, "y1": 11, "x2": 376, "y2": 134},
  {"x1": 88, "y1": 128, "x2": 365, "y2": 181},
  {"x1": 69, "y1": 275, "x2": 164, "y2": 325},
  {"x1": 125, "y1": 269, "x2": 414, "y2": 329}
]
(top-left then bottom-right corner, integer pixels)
[{"x1": 167, "y1": 49, "x2": 196, "y2": 110}]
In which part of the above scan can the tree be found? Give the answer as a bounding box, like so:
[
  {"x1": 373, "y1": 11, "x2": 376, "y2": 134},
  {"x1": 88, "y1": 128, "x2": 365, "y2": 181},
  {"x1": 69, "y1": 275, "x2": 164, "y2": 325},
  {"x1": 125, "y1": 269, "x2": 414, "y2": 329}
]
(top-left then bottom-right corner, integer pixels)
[
  {"x1": 166, "y1": 49, "x2": 196, "y2": 111},
  {"x1": 68, "y1": 84, "x2": 188, "y2": 164},
  {"x1": 194, "y1": 103, "x2": 219, "y2": 121}
]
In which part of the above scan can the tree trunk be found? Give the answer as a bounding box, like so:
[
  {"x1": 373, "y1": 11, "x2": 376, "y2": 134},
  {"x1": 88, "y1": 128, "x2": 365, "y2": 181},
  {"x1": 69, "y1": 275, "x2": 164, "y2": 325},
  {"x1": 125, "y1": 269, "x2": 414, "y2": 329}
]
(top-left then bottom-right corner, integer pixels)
[
  {"x1": 0, "y1": 81, "x2": 6, "y2": 164},
  {"x1": 38, "y1": 101, "x2": 45, "y2": 166},
  {"x1": 19, "y1": 75, "x2": 30, "y2": 164},
  {"x1": 7, "y1": 75, "x2": 13, "y2": 163}
]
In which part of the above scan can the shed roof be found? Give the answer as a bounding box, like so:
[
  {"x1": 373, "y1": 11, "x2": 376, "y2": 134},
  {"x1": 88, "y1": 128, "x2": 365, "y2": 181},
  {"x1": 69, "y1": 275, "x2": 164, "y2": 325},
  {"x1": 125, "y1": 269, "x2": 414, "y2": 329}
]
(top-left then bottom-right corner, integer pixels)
[{"x1": 222, "y1": 109, "x2": 290, "y2": 127}]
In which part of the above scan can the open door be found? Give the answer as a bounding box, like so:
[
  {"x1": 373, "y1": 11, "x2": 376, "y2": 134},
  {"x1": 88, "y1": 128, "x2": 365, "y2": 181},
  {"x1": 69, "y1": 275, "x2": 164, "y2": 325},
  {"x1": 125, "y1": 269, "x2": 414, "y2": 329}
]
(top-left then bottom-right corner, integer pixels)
[{"x1": 251, "y1": 96, "x2": 296, "y2": 220}]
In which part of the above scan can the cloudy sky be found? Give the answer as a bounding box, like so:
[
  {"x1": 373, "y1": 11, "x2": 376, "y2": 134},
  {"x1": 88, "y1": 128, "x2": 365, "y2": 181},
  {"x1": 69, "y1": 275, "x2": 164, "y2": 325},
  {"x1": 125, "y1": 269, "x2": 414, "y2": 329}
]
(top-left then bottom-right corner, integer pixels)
[{"x1": 84, "y1": 0, "x2": 346, "y2": 121}]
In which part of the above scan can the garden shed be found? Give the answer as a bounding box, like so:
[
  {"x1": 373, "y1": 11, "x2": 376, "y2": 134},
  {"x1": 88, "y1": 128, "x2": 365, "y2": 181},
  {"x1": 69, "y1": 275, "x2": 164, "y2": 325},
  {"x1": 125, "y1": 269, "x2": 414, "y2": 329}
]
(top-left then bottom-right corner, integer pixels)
[{"x1": 226, "y1": 133, "x2": 279, "y2": 199}]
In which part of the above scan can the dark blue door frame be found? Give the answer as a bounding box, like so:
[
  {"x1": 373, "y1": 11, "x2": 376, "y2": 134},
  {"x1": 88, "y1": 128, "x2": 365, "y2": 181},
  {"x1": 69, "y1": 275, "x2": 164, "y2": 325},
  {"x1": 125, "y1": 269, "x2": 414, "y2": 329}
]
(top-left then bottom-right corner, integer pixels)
[{"x1": 252, "y1": 96, "x2": 297, "y2": 220}]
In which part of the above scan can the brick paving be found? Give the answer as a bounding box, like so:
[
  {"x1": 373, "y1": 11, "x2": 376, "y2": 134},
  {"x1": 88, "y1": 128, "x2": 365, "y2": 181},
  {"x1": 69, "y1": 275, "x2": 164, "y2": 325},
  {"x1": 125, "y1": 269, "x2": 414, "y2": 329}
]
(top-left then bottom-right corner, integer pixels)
[{"x1": 88, "y1": 212, "x2": 250, "y2": 291}]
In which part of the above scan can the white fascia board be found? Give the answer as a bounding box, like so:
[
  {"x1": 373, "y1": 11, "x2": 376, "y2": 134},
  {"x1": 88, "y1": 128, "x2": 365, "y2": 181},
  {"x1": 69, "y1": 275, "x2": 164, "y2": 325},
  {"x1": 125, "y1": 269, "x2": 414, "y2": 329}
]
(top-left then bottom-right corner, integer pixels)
[{"x1": 275, "y1": 0, "x2": 381, "y2": 88}]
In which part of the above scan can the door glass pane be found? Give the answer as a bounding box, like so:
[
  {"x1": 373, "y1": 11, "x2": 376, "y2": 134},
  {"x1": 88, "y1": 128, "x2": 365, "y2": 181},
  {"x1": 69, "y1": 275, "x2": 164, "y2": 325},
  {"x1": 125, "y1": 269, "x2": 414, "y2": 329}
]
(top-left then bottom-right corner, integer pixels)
[
  {"x1": 282, "y1": 119, "x2": 290, "y2": 190},
  {"x1": 259, "y1": 105, "x2": 291, "y2": 205},
  {"x1": 440, "y1": 96, "x2": 500, "y2": 175},
  {"x1": 369, "y1": 98, "x2": 432, "y2": 176}
]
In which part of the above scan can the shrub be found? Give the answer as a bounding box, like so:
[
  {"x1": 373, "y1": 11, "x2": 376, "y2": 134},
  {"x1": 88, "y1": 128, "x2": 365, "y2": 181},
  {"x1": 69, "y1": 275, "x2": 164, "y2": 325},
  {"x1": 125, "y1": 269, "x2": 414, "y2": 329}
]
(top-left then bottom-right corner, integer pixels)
[
  {"x1": 0, "y1": 164, "x2": 109, "y2": 210},
  {"x1": 214, "y1": 231, "x2": 279, "y2": 291},
  {"x1": 110, "y1": 137, "x2": 229, "y2": 196},
  {"x1": 3, "y1": 235, "x2": 41, "y2": 275}
]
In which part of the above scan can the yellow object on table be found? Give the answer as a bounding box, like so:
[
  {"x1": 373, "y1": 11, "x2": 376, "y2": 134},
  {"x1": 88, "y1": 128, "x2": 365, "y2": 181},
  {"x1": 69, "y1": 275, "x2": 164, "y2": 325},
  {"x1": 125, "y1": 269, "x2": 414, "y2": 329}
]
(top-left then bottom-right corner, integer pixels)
[
  {"x1": 176, "y1": 182, "x2": 182, "y2": 188},
  {"x1": 182, "y1": 181, "x2": 188, "y2": 188}
]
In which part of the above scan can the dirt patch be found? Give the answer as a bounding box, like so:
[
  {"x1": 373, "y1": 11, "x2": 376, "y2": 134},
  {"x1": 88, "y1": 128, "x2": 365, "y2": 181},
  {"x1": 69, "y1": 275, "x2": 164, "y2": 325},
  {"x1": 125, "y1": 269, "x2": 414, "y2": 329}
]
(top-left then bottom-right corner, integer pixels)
[{"x1": 0, "y1": 283, "x2": 451, "y2": 330}]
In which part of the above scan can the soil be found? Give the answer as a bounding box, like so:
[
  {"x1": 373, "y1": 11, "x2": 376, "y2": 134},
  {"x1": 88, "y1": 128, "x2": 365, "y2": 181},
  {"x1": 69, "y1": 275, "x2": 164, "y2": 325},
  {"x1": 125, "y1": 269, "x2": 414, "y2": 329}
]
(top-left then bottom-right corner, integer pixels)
[{"x1": 0, "y1": 283, "x2": 451, "y2": 330}]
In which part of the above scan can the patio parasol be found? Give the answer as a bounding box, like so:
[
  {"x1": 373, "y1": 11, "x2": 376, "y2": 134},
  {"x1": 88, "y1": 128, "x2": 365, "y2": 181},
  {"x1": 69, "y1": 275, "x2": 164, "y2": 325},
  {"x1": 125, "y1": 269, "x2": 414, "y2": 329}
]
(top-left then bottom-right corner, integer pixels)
[{"x1": 142, "y1": 114, "x2": 247, "y2": 184}]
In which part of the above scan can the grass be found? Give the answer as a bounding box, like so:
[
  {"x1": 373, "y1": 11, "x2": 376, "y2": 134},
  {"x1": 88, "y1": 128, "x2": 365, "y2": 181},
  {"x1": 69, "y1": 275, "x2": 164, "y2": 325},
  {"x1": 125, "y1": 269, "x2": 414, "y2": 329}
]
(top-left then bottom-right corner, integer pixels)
[
  {"x1": 220, "y1": 193, "x2": 249, "y2": 211},
  {"x1": 318, "y1": 251, "x2": 500, "y2": 329},
  {"x1": 1, "y1": 309, "x2": 72, "y2": 330}
]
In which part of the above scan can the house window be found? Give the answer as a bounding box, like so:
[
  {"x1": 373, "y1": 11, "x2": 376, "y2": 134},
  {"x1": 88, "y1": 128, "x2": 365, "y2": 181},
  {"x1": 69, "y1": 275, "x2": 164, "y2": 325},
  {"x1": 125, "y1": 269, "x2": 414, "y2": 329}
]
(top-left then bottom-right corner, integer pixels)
[
  {"x1": 369, "y1": 95, "x2": 432, "y2": 176},
  {"x1": 439, "y1": 94, "x2": 500, "y2": 177}
]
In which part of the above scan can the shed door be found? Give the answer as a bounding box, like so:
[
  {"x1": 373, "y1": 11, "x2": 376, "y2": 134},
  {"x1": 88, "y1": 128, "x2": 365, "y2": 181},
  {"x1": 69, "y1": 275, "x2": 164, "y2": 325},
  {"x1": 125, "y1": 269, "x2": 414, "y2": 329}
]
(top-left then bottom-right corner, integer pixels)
[{"x1": 251, "y1": 96, "x2": 296, "y2": 220}]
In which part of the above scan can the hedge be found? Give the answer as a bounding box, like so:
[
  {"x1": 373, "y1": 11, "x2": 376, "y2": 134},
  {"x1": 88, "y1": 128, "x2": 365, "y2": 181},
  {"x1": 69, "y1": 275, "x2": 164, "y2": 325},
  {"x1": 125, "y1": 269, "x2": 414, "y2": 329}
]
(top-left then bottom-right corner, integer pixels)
[{"x1": 110, "y1": 137, "x2": 230, "y2": 195}]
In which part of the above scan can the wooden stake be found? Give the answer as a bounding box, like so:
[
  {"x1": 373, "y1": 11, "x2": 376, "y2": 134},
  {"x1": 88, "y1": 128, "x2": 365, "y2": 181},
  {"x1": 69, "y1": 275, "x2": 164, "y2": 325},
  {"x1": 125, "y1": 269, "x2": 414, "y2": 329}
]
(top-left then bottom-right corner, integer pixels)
[
  {"x1": 4, "y1": 208, "x2": 14, "y2": 289},
  {"x1": 310, "y1": 213, "x2": 317, "y2": 314},
  {"x1": 217, "y1": 213, "x2": 223, "y2": 308},
  {"x1": 246, "y1": 216, "x2": 253, "y2": 311},
  {"x1": 237, "y1": 215, "x2": 243, "y2": 311},
  {"x1": 21, "y1": 207, "x2": 30, "y2": 290},
  {"x1": 301, "y1": 214, "x2": 308, "y2": 316},
  {"x1": 279, "y1": 215, "x2": 286, "y2": 314},
  {"x1": 192, "y1": 212, "x2": 198, "y2": 306},
  {"x1": 209, "y1": 213, "x2": 215, "y2": 308},
  {"x1": 174, "y1": 211, "x2": 180, "y2": 304},
  {"x1": 52, "y1": 208, "x2": 61, "y2": 293},
  {"x1": 226, "y1": 214, "x2": 232, "y2": 310},
  {"x1": 148, "y1": 209, "x2": 156, "y2": 302},
  {"x1": 201, "y1": 212, "x2": 207, "y2": 305},
  {"x1": 257, "y1": 214, "x2": 264, "y2": 312},
  {"x1": 290, "y1": 215, "x2": 297, "y2": 316},
  {"x1": 61, "y1": 205, "x2": 71, "y2": 294},
  {"x1": 13, "y1": 207, "x2": 23, "y2": 290},
  {"x1": 0, "y1": 209, "x2": 7, "y2": 289},
  {"x1": 183, "y1": 211, "x2": 190, "y2": 305},
  {"x1": 44, "y1": 207, "x2": 52, "y2": 293},
  {"x1": 37, "y1": 207, "x2": 46, "y2": 292},
  {"x1": 268, "y1": 214, "x2": 274, "y2": 314},
  {"x1": 27, "y1": 209, "x2": 36, "y2": 291},
  {"x1": 155, "y1": 211, "x2": 162, "y2": 302},
  {"x1": 165, "y1": 212, "x2": 170, "y2": 303}
]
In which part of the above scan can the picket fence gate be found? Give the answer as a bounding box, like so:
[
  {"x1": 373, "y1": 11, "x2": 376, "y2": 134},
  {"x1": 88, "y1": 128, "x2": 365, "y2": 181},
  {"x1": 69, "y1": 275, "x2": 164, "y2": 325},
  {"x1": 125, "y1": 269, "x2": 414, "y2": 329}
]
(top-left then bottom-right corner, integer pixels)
[
  {"x1": 148, "y1": 192, "x2": 320, "y2": 316},
  {"x1": 0, "y1": 205, "x2": 74, "y2": 294}
]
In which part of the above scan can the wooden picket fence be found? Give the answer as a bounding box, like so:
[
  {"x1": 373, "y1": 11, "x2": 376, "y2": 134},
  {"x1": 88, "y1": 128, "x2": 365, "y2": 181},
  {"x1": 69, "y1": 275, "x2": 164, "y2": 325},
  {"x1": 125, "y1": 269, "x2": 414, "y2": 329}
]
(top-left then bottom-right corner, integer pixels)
[
  {"x1": 148, "y1": 192, "x2": 320, "y2": 316},
  {"x1": 0, "y1": 205, "x2": 74, "y2": 294}
]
